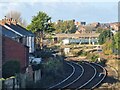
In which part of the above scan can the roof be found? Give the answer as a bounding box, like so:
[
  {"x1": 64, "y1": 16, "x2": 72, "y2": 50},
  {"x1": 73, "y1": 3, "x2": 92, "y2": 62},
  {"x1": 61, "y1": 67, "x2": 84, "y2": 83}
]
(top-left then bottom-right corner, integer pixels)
[
  {"x1": 0, "y1": 25, "x2": 21, "y2": 38},
  {"x1": 5, "y1": 23, "x2": 34, "y2": 37},
  {"x1": 16, "y1": 24, "x2": 35, "y2": 36},
  {"x1": 54, "y1": 33, "x2": 100, "y2": 38}
]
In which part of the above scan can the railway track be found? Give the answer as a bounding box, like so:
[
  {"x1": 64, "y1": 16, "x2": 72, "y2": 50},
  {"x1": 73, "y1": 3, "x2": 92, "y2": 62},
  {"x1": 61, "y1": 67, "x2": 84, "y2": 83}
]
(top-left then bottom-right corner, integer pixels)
[
  {"x1": 66, "y1": 62, "x2": 96, "y2": 89},
  {"x1": 48, "y1": 61, "x2": 84, "y2": 89},
  {"x1": 48, "y1": 61, "x2": 107, "y2": 89}
]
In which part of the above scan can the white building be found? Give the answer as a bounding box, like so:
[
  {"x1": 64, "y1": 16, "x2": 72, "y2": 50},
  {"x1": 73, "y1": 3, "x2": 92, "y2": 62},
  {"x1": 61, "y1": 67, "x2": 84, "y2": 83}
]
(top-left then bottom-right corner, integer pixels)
[{"x1": 62, "y1": 39, "x2": 70, "y2": 45}]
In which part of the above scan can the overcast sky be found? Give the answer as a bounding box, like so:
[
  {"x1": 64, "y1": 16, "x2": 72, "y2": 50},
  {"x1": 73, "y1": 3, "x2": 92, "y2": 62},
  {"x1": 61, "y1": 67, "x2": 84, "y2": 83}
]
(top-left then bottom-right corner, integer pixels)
[{"x1": 0, "y1": 0, "x2": 119, "y2": 24}]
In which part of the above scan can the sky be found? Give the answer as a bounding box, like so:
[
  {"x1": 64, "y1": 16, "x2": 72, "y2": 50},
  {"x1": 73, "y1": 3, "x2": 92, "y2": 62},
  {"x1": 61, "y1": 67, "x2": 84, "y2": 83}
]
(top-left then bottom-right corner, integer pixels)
[{"x1": 0, "y1": 0, "x2": 119, "y2": 25}]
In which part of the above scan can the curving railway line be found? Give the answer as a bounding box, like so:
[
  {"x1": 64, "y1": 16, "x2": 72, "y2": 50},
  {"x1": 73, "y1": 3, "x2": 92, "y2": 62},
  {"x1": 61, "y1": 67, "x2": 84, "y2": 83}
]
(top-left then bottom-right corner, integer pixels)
[
  {"x1": 48, "y1": 61, "x2": 84, "y2": 89},
  {"x1": 48, "y1": 61, "x2": 107, "y2": 90}
]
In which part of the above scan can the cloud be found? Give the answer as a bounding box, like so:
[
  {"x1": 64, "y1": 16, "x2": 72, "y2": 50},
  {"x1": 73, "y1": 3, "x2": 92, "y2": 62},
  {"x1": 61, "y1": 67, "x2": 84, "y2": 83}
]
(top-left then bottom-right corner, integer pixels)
[
  {"x1": 0, "y1": 0, "x2": 118, "y2": 24},
  {"x1": 0, "y1": 0, "x2": 119, "y2": 3}
]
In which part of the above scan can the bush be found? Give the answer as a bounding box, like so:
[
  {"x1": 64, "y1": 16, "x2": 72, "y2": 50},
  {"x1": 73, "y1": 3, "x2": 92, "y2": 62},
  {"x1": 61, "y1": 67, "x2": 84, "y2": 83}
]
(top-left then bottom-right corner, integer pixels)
[
  {"x1": 91, "y1": 54, "x2": 99, "y2": 62},
  {"x1": 2, "y1": 60, "x2": 20, "y2": 78},
  {"x1": 35, "y1": 50, "x2": 53, "y2": 58},
  {"x1": 87, "y1": 53, "x2": 99, "y2": 62},
  {"x1": 78, "y1": 51, "x2": 87, "y2": 56},
  {"x1": 78, "y1": 61, "x2": 82, "y2": 64},
  {"x1": 43, "y1": 58, "x2": 63, "y2": 75}
]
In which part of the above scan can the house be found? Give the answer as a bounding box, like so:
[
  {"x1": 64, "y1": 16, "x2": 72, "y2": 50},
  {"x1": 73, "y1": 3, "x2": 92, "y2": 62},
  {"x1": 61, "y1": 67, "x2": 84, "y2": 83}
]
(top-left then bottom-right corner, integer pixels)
[
  {"x1": 1, "y1": 25, "x2": 21, "y2": 41},
  {"x1": 75, "y1": 21, "x2": 86, "y2": 28},
  {"x1": 100, "y1": 23, "x2": 110, "y2": 29},
  {"x1": 0, "y1": 18, "x2": 42, "y2": 89},
  {"x1": 88, "y1": 22, "x2": 100, "y2": 28},
  {"x1": 0, "y1": 18, "x2": 35, "y2": 53},
  {"x1": 110, "y1": 22, "x2": 119, "y2": 31},
  {"x1": 75, "y1": 26, "x2": 86, "y2": 34},
  {"x1": 1, "y1": 25, "x2": 29, "y2": 70},
  {"x1": 75, "y1": 25, "x2": 95, "y2": 34},
  {"x1": 2, "y1": 36, "x2": 29, "y2": 70}
]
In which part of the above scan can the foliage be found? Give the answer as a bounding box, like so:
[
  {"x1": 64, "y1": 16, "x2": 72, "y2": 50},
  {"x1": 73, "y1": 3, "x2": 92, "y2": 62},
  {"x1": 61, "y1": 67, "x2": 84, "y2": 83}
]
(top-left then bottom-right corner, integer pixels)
[
  {"x1": 27, "y1": 11, "x2": 55, "y2": 33},
  {"x1": 53, "y1": 20, "x2": 76, "y2": 33},
  {"x1": 78, "y1": 61, "x2": 82, "y2": 64},
  {"x1": 31, "y1": 64, "x2": 41, "y2": 71},
  {"x1": 112, "y1": 31, "x2": 120, "y2": 54},
  {"x1": 71, "y1": 49, "x2": 79, "y2": 56},
  {"x1": 96, "y1": 27, "x2": 106, "y2": 33},
  {"x1": 113, "y1": 32, "x2": 120, "y2": 50},
  {"x1": 86, "y1": 53, "x2": 99, "y2": 62},
  {"x1": 35, "y1": 49, "x2": 53, "y2": 58},
  {"x1": 2, "y1": 60, "x2": 20, "y2": 78},
  {"x1": 91, "y1": 54, "x2": 99, "y2": 62},
  {"x1": 103, "y1": 40, "x2": 113, "y2": 55},
  {"x1": 98, "y1": 30, "x2": 113, "y2": 45},
  {"x1": 77, "y1": 50, "x2": 87, "y2": 56},
  {"x1": 27, "y1": 11, "x2": 55, "y2": 49},
  {"x1": 43, "y1": 58, "x2": 63, "y2": 74}
]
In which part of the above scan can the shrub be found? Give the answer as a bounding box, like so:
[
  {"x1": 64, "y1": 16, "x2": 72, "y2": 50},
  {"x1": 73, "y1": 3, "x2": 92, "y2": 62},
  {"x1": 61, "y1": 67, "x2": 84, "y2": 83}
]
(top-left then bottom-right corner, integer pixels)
[
  {"x1": 2, "y1": 60, "x2": 20, "y2": 78},
  {"x1": 86, "y1": 53, "x2": 99, "y2": 62},
  {"x1": 42, "y1": 58, "x2": 63, "y2": 76},
  {"x1": 91, "y1": 54, "x2": 99, "y2": 62},
  {"x1": 73, "y1": 49, "x2": 88, "y2": 56}
]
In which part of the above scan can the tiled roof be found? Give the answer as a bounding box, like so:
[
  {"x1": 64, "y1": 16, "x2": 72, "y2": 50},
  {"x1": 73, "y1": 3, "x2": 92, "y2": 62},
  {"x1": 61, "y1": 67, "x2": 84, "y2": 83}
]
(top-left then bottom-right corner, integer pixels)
[
  {"x1": 5, "y1": 23, "x2": 34, "y2": 37},
  {"x1": 0, "y1": 25, "x2": 20, "y2": 38},
  {"x1": 16, "y1": 24, "x2": 35, "y2": 36}
]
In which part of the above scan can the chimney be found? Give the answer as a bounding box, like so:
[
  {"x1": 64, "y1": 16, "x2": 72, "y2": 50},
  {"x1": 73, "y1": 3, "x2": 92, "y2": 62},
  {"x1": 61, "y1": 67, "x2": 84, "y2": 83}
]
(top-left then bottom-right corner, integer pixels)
[
  {"x1": 0, "y1": 19, "x2": 5, "y2": 26},
  {"x1": 0, "y1": 16, "x2": 17, "y2": 26},
  {"x1": 11, "y1": 19, "x2": 17, "y2": 25},
  {"x1": 6, "y1": 18, "x2": 11, "y2": 25}
]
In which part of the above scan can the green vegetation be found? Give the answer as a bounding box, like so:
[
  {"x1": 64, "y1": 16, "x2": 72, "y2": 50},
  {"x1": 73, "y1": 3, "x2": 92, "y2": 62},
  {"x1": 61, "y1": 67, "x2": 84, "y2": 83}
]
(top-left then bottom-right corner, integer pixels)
[
  {"x1": 96, "y1": 27, "x2": 106, "y2": 33},
  {"x1": 90, "y1": 54, "x2": 99, "y2": 62},
  {"x1": 99, "y1": 31, "x2": 120, "y2": 55},
  {"x1": 78, "y1": 61, "x2": 82, "y2": 64},
  {"x1": 27, "y1": 11, "x2": 55, "y2": 33},
  {"x1": 42, "y1": 58, "x2": 63, "y2": 75},
  {"x1": 77, "y1": 50, "x2": 87, "y2": 56},
  {"x1": 34, "y1": 49, "x2": 54, "y2": 59},
  {"x1": 35, "y1": 57, "x2": 65, "y2": 88},
  {"x1": 86, "y1": 53, "x2": 99, "y2": 62},
  {"x1": 98, "y1": 30, "x2": 113, "y2": 45},
  {"x1": 2, "y1": 60, "x2": 20, "y2": 78},
  {"x1": 103, "y1": 40, "x2": 113, "y2": 55},
  {"x1": 112, "y1": 31, "x2": 120, "y2": 54},
  {"x1": 27, "y1": 11, "x2": 55, "y2": 49},
  {"x1": 53, "y1": 20, "x2": 77, "y2": 33}
]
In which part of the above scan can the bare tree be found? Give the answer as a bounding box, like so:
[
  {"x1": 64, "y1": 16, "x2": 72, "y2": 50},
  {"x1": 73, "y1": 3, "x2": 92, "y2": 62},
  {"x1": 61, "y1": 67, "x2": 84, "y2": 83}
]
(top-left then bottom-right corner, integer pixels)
[{"x1": 5, "y1": 10, "x2": 27, "y2": 27}]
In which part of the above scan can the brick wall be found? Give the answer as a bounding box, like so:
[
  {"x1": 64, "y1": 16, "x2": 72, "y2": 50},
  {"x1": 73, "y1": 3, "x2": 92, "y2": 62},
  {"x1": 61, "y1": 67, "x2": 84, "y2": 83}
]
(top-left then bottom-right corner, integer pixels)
[{"x1": 2, "y1": 36, "x2": 29, "y2": 69}]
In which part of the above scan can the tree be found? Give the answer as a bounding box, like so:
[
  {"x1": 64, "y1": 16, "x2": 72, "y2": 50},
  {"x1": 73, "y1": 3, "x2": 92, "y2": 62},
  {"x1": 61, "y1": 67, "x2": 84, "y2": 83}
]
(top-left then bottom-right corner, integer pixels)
[
  {"x1": 112, "y1": 31, "x2": 120, "y2": 54},
  {"x1": 103, "y1": 40, "x2": 113, "y2": 55},
  {"x1": 27, "y1": 11, "x2": 54, "y2": 33},
  {"x1": 5, "y1": 10, "x2": 27, "y2": 27},
  {"x1": 53, "y1": 20, "x2": 76, "y2": 34},
  {"x1": 98, "y1": 30, "x2": 113, "y2": 45},
  {"x1": 91, "y1": 54, "x2": 99, "y2": 62},
  {"x1": 53, "y1": 20, "x2": 64, "y2": 33},
  {"x1": 96, "y1": 27, "x2": 106, "y2": 33},
  {"x1": 2, "y1": 60, "x2": 20, "y2": 78},
  {"x1": 27, "y1": 11, "x2": 55, "y2": 49}
]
